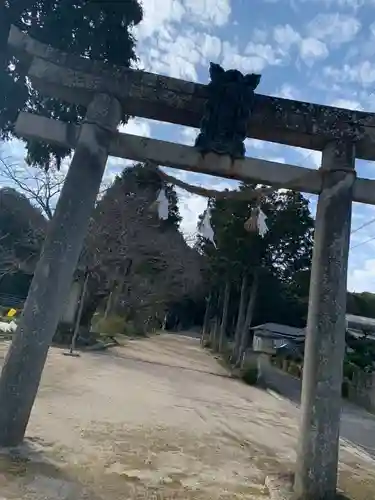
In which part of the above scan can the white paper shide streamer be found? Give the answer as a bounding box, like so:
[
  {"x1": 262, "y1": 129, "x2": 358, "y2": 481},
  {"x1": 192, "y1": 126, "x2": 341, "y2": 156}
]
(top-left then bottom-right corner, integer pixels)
[
  {"x1": 155, "y1": 188, "x2": 169, "y2": 220},
  {"x1": 257, "y1": 209, "x2": 268, "y2": 238},
  {"x1": 199, "y1": 207, "x2": 216, "y2": 247}
]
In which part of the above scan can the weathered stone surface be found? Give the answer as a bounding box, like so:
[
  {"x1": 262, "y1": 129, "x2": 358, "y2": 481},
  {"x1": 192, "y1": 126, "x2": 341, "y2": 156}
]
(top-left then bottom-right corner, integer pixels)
[
  {"x1": 9, "y1": 26, "x2": 375, "y2": 160},
  {"x1": 14, "y1": 112, "x2": 375, "y2": 205},
  {"x1": 0, "y1": 94, "x2": 122, "y2": 447},
  {"x1": 294, "y1": 141, "x2": 356, "y2": 500}
]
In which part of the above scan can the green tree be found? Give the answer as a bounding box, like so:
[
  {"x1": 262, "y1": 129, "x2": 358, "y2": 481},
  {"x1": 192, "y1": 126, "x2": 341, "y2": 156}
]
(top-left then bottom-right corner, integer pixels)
[
  {"x1": 197, "y1": 186, "x2": 314, "y2": 361},
  {"x1": 0, "y1": 187, "x2": 46, "y2": 276},
  {"x1": 1, "y1": 0, "x2": 143, "y2": 166},
  {"x1": 347, "y1": 291, "x2": 375, "y2": 319}
]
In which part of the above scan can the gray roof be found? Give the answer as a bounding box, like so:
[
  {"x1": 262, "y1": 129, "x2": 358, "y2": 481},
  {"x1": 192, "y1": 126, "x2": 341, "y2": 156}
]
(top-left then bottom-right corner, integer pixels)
[
  {"x1": 250, "y1": 315, "x2": 375, "y2": 340},
  {"x1": 250, "y1": 322, "x2": 305, "y2": 339}
]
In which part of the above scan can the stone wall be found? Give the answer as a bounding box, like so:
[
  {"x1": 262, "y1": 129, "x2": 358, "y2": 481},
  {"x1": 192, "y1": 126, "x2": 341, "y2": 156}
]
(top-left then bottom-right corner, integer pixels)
[
  {"x1": 347, "y1": 370, "x2": 375, "y2": 413},
  {"x1": 255, "y1": 354, "x2": 302, "y2": 403},
  {"x1": 248, "y1": 352, "x2": 375, "y2": 415},
  {"x1": 60, "y1": 280, "x2": 82, "y2": 325}
]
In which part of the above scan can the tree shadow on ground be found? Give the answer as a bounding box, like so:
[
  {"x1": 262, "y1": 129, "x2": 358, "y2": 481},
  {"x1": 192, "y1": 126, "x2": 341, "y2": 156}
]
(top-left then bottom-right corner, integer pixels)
[{"x1": 0, "y1": 438, "x2": 100, "y2": 499}]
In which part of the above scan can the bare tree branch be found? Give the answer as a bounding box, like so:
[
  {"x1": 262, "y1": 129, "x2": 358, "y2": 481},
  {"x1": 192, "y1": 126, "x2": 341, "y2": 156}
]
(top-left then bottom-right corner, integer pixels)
[
  {"x1": 0, "y1": 156, "x2": 65, "y2": 220},
  {"x1": 81, "y1": 165, "x2": 203, "y2": 327}
]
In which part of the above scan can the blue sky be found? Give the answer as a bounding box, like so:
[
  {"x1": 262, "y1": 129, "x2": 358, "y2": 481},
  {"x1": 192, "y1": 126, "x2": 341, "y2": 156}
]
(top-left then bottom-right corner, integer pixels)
[{"x1": 3, "y1": 0, "x2": 375, "y2": 292}]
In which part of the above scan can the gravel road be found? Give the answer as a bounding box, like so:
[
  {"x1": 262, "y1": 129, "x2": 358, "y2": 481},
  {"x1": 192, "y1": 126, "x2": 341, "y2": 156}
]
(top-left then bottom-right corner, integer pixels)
[{"x1": 0, "y1": 333, "x2": 374, "y2": 499}]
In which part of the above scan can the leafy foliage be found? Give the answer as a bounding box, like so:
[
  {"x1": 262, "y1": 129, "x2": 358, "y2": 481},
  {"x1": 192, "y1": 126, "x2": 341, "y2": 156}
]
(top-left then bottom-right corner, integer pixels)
[
  {"x1": 240, "y1": 361, "x2": 259, "y2": 385},
  {"x1": 1, "y1": 0, "x2": 143, "y2": 166},
  {"x1": 347, "y1": 292, "x2": 375, "y2": 318},
  {"x1": 195, "y1": 186, "x2": 314, "y2": 329},
  {"x1": 0, "y1": 187, "x2": 46, "y2": 276}
]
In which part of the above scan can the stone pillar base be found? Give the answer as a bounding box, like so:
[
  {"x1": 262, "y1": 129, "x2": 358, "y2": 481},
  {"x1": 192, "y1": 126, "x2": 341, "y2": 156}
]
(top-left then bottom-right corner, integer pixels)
[{"x1": 265, "y1": 472, "x2": 349, "y2": 500}]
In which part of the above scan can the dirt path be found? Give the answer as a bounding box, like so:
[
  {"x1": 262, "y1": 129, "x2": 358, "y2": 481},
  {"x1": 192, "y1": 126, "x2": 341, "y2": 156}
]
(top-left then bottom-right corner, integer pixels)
[{"x1": 0, "y1": 334, "x2": 374, "y2": 499}]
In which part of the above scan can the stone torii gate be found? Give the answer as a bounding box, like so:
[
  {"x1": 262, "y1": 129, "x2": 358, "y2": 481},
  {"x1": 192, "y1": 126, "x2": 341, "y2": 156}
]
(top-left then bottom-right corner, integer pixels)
[{"x1": 2, "y1": 26, "x2": 375, "y2": 500}]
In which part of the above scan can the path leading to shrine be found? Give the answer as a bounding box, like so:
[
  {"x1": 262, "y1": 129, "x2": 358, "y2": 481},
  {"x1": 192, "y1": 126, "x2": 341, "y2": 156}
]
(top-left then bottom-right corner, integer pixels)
[{"x1": 0, "y1": 333, "x2": 374, "y2": 499}]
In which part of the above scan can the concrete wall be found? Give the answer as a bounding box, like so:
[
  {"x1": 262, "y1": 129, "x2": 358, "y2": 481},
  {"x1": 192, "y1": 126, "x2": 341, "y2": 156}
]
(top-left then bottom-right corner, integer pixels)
[
  {"x1": 256, "y1": 354, "x2": 375, "y2": 415},
  {"x1": 60, "y1": 280, "x2": 82, "y2": 325},
  {"x1": 347, "y1": 370, "x2": 375, "y2": 413},
  {"x1": 257, "y1": 354, "x2": 302, "y2": 402}
]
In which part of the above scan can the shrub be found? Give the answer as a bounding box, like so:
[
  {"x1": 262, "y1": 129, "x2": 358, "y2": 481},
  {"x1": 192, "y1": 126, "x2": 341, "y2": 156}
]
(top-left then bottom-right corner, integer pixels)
[
  {"x1": 240, "y1": 361, "x2": 259, "y2": 385},
  {"x1": 95, "y1": 315, "x2": 126, "y2": 336},
  {"x1": 122, "y1": 321, "x2": 140, "y2": 337},
  {"x1": 287, "y1": 361, "x2": 302, "y2": 378},
  {"x1": 94, "y1": 315, "x2": 147, "y2": 337},
  {"x1": 342, "y1": 380, "x2": 349, "y2": 398},
  {"x1": 343, "y1": 361, "x2": 356, "y2": 381}
]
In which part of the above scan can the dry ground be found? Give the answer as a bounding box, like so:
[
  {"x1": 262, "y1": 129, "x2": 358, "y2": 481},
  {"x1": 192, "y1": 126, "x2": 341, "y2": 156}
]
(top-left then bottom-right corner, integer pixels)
[{"x1": 0, "y1": 333, "x2": 374, "y2": 499}]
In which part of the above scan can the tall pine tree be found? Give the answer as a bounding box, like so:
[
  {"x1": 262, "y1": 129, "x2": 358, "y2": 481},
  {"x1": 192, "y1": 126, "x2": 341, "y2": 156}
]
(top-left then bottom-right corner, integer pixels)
[{"x1": 1, "y1": 0, "x2": 143, "y2": 166}]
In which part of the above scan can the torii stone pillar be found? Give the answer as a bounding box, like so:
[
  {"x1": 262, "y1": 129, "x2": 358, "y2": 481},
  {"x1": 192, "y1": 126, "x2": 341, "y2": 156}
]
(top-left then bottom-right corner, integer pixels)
[
  {"x1": 0, "y1": 93, "x2": 122, "y2": 446},
  {"x1": 294, "y1": 141, "x2": 356, "y2": 499}
]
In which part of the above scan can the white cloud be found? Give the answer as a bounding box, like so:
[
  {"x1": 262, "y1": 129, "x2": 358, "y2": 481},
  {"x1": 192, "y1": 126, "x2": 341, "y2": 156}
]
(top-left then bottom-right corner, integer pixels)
[
  {"x1": 299, "y1": 38, "x2": 329, "y2": 65},
  {"x1": 252, "y1": 28, "x2": 269, "y2": 43},
  {"x1": 275, "y1": 83, "x2": 300, "y2": 100},
  {"x1": 273, "y1": 24, "x2": 301, "y2": 50},
  {"x1": 245, "y1": 139, "x2": 268, "y2": 151},
  {"x1": 272, "y1": 24, "x2": 329, "y2": 66},
  {"x1": 348, "y1": 258, "x2": 375, "y2": 292},
  {"x1": 292, "y1": 0, "x2": 375, "y2": 9},
  {"x1": 197, "y1": 33, "x2": 222, "y2": 60},
  {"x1": 294, "y1": 148, "x2": 322, "y2": 169},
  {"x1": 136, "y1": 0, "x2": 185, "y2": 40},
  {"x1": 178, "y1": 190, "x2": 207, "y2": 236},
  {"x1": 119, "y1": 117, "x2": 151, "y2": 137},
  {"x1": 222, "y1": 41, "x2": 277, "y2": 74},
  {"x1": 169, "y1": 170, "x2": 239, "y2": 237},
  {"x1": 179, "y1": 126, "x2": 198, "y2": 145},
  {"x1": 136, "y1": 0, "x2": 230, "y2": 41},
  {"x1": 245, "y1": 42, "x2": 283, "y2": 66},
  {"x1": 139, "y1": 28, "x2": 222, "y2": 81},
  {"x1": 137, "y1": 1, "x2": 289, "y2": 83},
  {"x1": 307, "y1": 13, "x2": 361, "y2": 45},
  {"x1": 183, "y1": 0, "x2": 231, "y2": 26},
  {"x1": 330, "y1": 98, "x2": 362, "y2": 110},
  {"x1": 324, "y1": 61, "x2": 375, "y2": 87},
  {"x1": 0, "y1": 139, "x2": 26, "y2": 165}
]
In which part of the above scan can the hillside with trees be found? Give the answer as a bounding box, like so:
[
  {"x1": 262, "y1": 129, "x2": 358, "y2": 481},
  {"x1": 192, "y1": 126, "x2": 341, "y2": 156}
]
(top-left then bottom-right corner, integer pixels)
[
  {"x1": 2, "y1": 166, "x2": 375, "y2": 342},
  {"x1": 79, "y1": 163, "x2": 204, "y2": 335},
  {"x1": 0, "y1": 162, "x2": 204, "y2": 336}
]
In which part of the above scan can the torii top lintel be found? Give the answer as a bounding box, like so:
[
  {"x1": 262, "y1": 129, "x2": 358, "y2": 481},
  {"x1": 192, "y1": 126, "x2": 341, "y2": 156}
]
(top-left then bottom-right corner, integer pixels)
[{"x1": 8, "y1": 25, "x2": 375, "y2": 161}]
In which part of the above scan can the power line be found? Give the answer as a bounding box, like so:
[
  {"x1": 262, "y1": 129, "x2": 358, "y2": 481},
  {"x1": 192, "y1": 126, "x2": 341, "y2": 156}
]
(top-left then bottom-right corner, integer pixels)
[
  {"x1": 349, "y1": 217, "x2": 375, "y2": 250},
  {"x1": 350, "y1": 234, "x2": 375, "y2": 251},
  {"x1": 351, "y1": 216, "x2": 375, "y2": 235},
  {"x1": 339, "y1": 94, "x2": 375, "y2": 248}
]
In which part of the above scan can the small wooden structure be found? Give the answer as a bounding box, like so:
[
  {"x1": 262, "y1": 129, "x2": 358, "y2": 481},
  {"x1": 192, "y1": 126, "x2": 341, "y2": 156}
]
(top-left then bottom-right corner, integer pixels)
[{"x1": 2, "y1": 24, "x2": 375, "y2": 499}]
